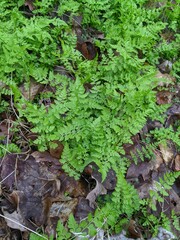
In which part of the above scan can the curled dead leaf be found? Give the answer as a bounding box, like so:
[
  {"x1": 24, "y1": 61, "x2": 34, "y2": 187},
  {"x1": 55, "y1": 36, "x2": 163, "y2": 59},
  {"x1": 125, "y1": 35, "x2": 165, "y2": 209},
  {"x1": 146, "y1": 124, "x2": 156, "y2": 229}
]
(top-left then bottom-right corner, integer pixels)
[
  {"x1": 25, "y1": 0, "x2": 35, "y2": 11},
  {"x1": 86, "y1": 176, "x2": 107, "y2": 209}
]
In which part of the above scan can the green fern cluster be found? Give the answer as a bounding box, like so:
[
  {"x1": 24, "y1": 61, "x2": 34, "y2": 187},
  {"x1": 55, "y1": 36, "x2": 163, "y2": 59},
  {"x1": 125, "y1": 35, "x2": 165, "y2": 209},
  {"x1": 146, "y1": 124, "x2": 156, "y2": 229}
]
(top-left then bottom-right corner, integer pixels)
[{"x1": 139, "y1": 171, "x2": 180, "y2": 237}]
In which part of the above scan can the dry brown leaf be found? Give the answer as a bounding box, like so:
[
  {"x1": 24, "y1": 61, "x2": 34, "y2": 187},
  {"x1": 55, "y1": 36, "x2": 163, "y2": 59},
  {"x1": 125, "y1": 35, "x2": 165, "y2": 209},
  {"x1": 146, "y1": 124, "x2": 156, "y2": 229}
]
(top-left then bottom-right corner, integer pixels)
[
  {"x1": 174, "y1": 154, "x2": 180, "y2": 171},
  {"x1": 156, "y1": 90, "x2": 173, "y2": 105},
  {"x1": 49, "y1": 141, "x2": 64, "y2": 159},
  {"x1": 50, "y1": 198, "x2": 78, "y2": 223},
  {"x1": 156, "y1": 70, "x2": 175, "y2": 87},
  {"x1": 74, "y1": 197, "x2": 94, "y2": 222},
  {"x1": 126, "y1": 161, "x2": 154, "y2": 181},
  {"x1": 159, "y1": 142, "x2": 174, "y2": 165},
  {"x1": 19, "y1": 79, "x2": 43, "y2": 101},
  {"x1": 2, "y1": 210, "x2": 27, "y2": 232},
  {"x1": 0, "y1": 122, "x2": 9, "y2": 138},
  {"x1": 86, "y1": 176, "x2": 107, "y2": 208},
  {"x1": 84, "y1": 163, "x2": 117, "y2": 190},
  {"x1": 138, "y1": 183, "x2": 152, "y2": 199},
  {"x1": 158, "y1": 60, "x2": 172, "y2": 74},
  {"x1": 76, "y1": 41, "x2": 97, "y2": 60},
  {"x1": 127, "y1": 219, "x2": 142, "y2": 239},
  {"x1": 0, "y1": 154, "x2": 62, "y2": 229},
  {"x1": 25, "y1": 0, "x2": 35, "y2": 11},
  {"x1": 59, "y1": 173, "x2": 88, "y2": 198},
  {"x1": 152, "y1": 151, "x2": 164, "y2": 170}
]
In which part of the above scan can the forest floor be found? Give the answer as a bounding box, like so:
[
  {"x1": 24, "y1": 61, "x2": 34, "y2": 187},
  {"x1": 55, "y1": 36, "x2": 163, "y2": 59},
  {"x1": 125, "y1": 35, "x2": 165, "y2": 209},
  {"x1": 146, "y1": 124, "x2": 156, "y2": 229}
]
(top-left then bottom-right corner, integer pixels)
[{"x1": 0, "y1": 1, "x2": 180, "y2": 240}]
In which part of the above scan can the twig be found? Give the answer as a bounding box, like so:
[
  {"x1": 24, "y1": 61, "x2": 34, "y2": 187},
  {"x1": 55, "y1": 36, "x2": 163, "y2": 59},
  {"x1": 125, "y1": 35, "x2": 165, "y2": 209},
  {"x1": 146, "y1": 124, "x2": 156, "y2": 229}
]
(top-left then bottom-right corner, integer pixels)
[
  {"x1": 0, "y1": 170, "x2": 15, "y2": 184},
  {"x1": 0, "y1": 213, "x2": 48, "y2": 239}
]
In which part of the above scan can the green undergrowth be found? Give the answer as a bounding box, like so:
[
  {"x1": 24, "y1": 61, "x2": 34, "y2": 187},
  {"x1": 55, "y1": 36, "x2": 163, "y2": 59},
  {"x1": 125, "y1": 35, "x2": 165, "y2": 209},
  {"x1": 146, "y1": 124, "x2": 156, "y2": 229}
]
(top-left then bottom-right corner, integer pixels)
[{"x1": 0, "y1": 0, "x2": 180, "y2": 239}]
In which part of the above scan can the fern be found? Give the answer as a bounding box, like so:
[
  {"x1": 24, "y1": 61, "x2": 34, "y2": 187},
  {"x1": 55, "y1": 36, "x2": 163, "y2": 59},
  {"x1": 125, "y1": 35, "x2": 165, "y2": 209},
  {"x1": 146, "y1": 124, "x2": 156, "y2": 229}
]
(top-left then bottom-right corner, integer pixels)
[{"x1": 149, "y1": 171, "x2": 180, "y2": 211}]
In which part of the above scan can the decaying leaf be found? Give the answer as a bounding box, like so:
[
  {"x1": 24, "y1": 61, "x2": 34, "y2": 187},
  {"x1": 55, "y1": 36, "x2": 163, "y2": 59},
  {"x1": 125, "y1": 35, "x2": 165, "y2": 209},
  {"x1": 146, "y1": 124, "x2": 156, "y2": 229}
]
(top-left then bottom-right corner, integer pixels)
[
  {"x1": 74, "y1": 198, "x2": 94, "y2": 222},
  {"x1": 1, "y1": 210, "x2": 27, "y2": 232},
  {"x1": 24, "y1": 0, "x2": 35, "y2": 11},
  {"x1": 19, "y1": 79, "x2": 43, "y2": 101},
  {"x1": 84, "y1": 163, "x2": 117, "y2": 191},
  {"x1": 174, "y1": 154, "x2": 180, "y2": 171},
  {"x1": 156, "y1": 70, "x2": 175, "y2": 87},
  {"x1": 127, "y1": 219, "x2": 142, "y2": 239},
  {"x1": 126, "y1": 161, "x2": 154, "y2": 181},
  {"x1": 138, "y1": 182, "x2": 153, "y2": 199},
  {"x1": 76, "y1": 41, "x2": 97, "y2": 60},
  {"x1": 152, "y1": 151, "x2": 164, "y2": 171},
  {"x1": 59, "y1": 173, "x2": 88, "y2": 198},
  {"x1": 158, "y1": 60, "x2": 173, "y2": 74},
  {"x1": 0, "y1": 153, "x2": 61, "y2": 230},
  {"x1": 159, "y1": 142, "x2": 174, "y2": 165},
  {"x1": 49, "y1": 141, "x2": 64, "y2": 159},
  {"x1": 0, "y1": 121, "x2": 9, "y2": 138},
  {"x1": 86, "y1": 176, "x2": 107, "y2": 208},
  {"x1": 49, "y1": 198, "x2": 78, "y2": 224},
  {"x1": 156, "y1": 90, "x2": 173, "y2": 105}
]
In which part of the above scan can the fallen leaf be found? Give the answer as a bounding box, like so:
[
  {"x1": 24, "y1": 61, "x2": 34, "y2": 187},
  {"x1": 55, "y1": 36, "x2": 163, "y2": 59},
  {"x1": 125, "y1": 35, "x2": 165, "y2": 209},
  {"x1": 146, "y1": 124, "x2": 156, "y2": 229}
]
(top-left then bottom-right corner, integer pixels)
[
  {"x1": 152, "y1": 151, "x2": 164, "y2": 171},
  {"x1": 19, "y1": 79, "x2": 43, "y2": 101},
  {"x1": 49, "y1": 198, "x2": 78, "y2": 224},
  {"x1": 86, "y1": 176, "x2": 107, "y2": 208},
  {"x1": 159, "y1": 142, "x2": 174, "y2": 165},
  {"x1": 123, "y1": 134, "x2": 140, "y2": 156},
  {"x1": 0, "y1": 153, "x2": 62, "y2": 230},
  {"x1": 59, "y1": 173, "x2": 88, "y2": 198},
  {"x1": 76, "y1": 41, "x2": 97, "y2": 60},
  {"x1": 158, "y1": 60, "x2": 173, "y2": 74},
  {"x1": 174, "y1": 154, "x2": 180, "y2": 171},
  {"x1": 54, "y1": 65, "x2": 74, "y2": 79},
  {"x1": 166, "y1": 103, "x2": 180, "y2": 116},
  {"x1": 138, "y1": 183, "x2": 152, "y2": 199},
  {"x1": 84, "y1": 163, "x2": 117, "y2": 190},
  {"x1": 24, "y1": 0, "x2": 35, "y2": 11},
  {"x1": 127, "y1": 219, "x2": 142, "y2": 239},
  {"x1": 156, "y1": 90, "x2": 173, "y2": 105},
  {"x1": 1, "y1": 210, "x2": 27, "y2": 232},
  {"x1": 126, "y1": 161, "x2": 154, "y2": 181},
  {"x1": 74, "y1": 197, "x2": 94, "y2": 222},
  {"x1": 0, "y1": 122, "x2": 9, "y2": 138},
  {"x1": 49, "y1": 141, "x2": 64, "y2": 159},
  {"x1": 156, "y1": 70, "x2": 175, "y2": 87}
]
